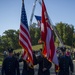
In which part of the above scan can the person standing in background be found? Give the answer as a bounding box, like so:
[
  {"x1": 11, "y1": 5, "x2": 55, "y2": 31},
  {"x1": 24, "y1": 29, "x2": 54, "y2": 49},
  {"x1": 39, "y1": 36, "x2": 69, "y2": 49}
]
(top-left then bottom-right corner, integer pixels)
[
  {"x1": 37, "y1": 49, "x2": 52, "y2": 75},
  {"x1": 58, "y1": 47, "x2": 74, "y2": 75}
]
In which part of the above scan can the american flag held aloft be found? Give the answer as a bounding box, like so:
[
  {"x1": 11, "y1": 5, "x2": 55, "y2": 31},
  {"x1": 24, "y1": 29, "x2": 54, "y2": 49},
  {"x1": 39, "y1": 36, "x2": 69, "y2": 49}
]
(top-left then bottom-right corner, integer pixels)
[{"x1": 19, "y1": 0, "x2": 33, "y2": 65}]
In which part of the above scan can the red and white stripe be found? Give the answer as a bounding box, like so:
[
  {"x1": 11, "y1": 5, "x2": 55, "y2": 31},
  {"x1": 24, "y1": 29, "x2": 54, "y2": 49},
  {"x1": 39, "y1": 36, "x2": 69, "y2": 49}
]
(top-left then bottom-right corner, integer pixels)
[
  {"x1": 19, "y1": 23, "x2": 33, "y2": 64},
  {"x1": 41, "y1": 0, "x2": 59, "y2": 66}
]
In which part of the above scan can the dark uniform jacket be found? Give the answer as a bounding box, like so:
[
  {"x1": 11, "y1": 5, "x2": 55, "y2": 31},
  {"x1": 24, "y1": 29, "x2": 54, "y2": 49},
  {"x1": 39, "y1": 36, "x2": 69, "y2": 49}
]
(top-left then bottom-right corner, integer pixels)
[
  {"x1": 58, "y1": 55, "x2": 74, "y2": 75},
  {"x1": 37, "y1": 56, "x2": 52, "y2": 75},
  {"x1": 19, "y1": 53, "x2": 37, "y2": 75},
  {"x1": 1, "y1": 56, "x2": 20, "y2": 75},
  {"x1": 20, "y1": 60, "x2": 34, "y2": 75}
]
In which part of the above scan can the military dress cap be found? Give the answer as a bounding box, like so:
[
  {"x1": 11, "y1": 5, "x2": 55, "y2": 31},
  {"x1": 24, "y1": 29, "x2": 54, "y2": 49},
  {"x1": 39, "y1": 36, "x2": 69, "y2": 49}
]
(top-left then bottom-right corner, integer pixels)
[
  {"x1": 8, "y1": 48, "x2": 13, "y2": 53},
  {"x1": 60, "y1": 47, "x2": 66, "y2": 52}
]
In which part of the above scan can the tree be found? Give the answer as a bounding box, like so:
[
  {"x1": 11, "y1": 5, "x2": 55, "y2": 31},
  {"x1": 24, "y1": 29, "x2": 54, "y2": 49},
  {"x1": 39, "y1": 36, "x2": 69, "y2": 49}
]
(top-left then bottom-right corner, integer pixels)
[
  {"x1": 29, "y1": 23, "x2": 40, "y2": 45},
  {"x1": 2, "y1": 29, "x2": 21, "y2": 50},
  {"x1": 55, "y1": 22, "x2": 74, "y2": 46}
]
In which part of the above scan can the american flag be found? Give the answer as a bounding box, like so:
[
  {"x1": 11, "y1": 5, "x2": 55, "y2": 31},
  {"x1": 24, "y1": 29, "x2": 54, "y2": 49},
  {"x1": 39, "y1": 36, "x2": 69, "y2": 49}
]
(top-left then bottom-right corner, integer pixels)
[
  {"x1": 35, "y1": 15, "x2": 41, "y2": 27},
  {"x1": 19, "y1": 1, "x2": 33, "y2": 65},
  {"x1": 35, "y1": 15, "x2": 41, "y2": 21},
  {"x1": 41, "y1": 0, "x2": 59, "y2": 66}
]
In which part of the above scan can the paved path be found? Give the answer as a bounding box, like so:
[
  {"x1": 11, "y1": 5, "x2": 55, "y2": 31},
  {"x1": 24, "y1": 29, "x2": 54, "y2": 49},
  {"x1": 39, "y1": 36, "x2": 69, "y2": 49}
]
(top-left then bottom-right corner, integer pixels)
[{"x1": 0, "y1": 60, "x2": 75, "y2": 75}]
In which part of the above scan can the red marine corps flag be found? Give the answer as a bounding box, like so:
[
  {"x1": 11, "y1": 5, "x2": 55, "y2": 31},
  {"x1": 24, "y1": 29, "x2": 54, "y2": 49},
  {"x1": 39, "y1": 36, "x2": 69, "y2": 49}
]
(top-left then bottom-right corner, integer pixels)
[
  {"x1": 19, "y1": 0, "x2": 33, "y2": 65},
  {"x1": 41, "y1": 0, "x2": 59, "y2": 67}
]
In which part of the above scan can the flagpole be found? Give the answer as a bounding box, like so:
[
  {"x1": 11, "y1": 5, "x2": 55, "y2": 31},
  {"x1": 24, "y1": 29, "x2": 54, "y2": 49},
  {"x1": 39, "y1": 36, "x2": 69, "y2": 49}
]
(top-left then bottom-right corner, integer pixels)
[
  {"x1": 38, "y1": 0, "x2": 64, "y2": 47},
  {"x1": 29, "y1": 0, "x2": 38, "y2": 30}
]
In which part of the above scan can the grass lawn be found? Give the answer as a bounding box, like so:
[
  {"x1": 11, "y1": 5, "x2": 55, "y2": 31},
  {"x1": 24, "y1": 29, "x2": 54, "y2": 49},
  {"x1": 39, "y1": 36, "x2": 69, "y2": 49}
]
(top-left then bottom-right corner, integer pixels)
[
  {"x1": 0, "y1": 61, "x2": 2, "y2": 66},
  {"x1": 32, "y1": 44, "x2": 42, "y2": 51},
  {"x1": 0, "y1": 54, "x2": 4, "y2": 66},
  {"x1": 14, "y1": 44, "x2": 43, "y2": 52}
]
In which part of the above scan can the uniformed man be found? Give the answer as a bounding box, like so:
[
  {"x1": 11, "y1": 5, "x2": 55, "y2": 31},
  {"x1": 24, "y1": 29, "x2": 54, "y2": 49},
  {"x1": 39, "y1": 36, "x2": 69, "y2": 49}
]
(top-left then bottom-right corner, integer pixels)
[
  {"x1": 19, "y1": 50, "x2": 37, "y2": 75},
  {"x1": 58, "y1": 47, "x2": 74, "y2": 75},
  {"x1": 1, "y1": 48, "x2": 20, "y2": 75},
  {"x1": 37, "y1": 49, "x2": 52, "y2": 75}
]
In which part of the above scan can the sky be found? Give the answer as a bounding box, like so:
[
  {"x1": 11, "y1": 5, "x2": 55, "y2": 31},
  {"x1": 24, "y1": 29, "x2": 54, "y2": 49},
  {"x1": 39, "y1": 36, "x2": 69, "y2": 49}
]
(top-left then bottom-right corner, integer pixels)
[{"x1": 0, "y1": 0, "x2": 75, "y2": 36}]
